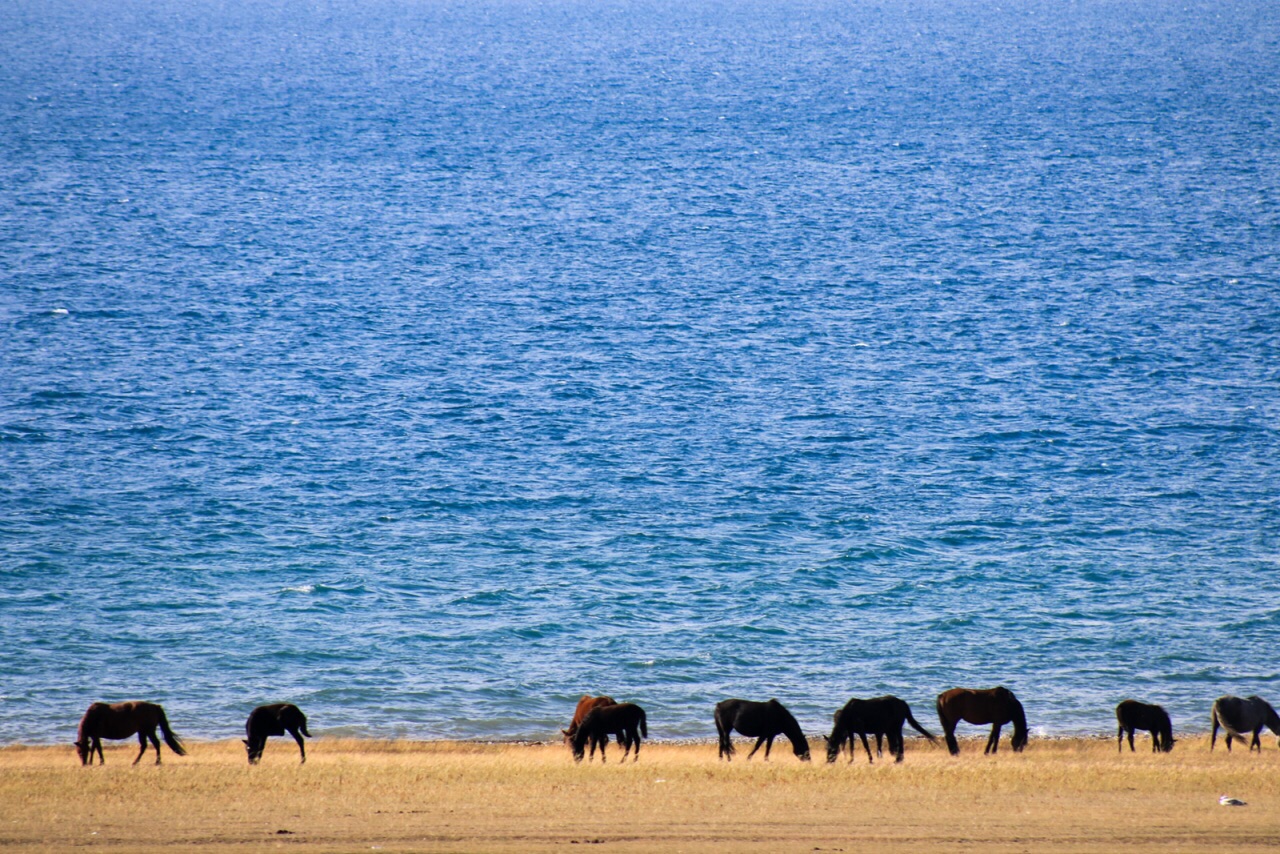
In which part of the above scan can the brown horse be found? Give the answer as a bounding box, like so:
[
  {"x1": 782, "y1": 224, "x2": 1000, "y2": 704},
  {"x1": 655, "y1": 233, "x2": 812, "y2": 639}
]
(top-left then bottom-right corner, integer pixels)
[
  {"x1": 244, "y1": 703, "x2": 311, "y2": 764},
  {"x1": 571, "y1": 703, "x2": 648, "y2": 763},
  {"x1": 936, "y1": 687, "x2": 1028, "y2": 755},
  {"x1": 715, "y1": 698, "x2": 811, "y2": 762},
  {"x1": 561, "y1": 695, "x2": 616, "y2": 746},
  {"x1": 75, "y1": 701, "x2": 186, "y2": 765},
  {"x1": 1115, "y1": 699, "x2": 1174, "y2": 753}
]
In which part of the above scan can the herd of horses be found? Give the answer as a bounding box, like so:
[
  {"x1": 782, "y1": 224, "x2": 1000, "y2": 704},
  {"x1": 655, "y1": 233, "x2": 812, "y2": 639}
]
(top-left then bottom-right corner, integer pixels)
[{"x1": 73, "y1": 689, "x2": 1280, "y2": 766}]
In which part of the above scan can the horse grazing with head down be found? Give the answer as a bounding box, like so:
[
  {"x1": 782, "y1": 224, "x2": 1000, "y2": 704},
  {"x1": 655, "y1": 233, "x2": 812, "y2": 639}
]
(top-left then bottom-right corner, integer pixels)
[
  {"x1": 1115, "y1": 700, "x2": 1174, "y2": 753},
  {"x1": 244, "y1": 703, "x2": 311, "y2": 764},
  {"x1": 562, "y1": 695, "x2": 616, "y2": 746},
  {"x1": 571, "y1": 702, "x2": 647, "y2": 763},
  {"x1": 935, "y1": 687, "x2": 1028, "y2": 756},
  {"x1": 1211, "y1": 695, "x2": 1280, "y2": 752},
  {"x1": 826, "y1": 695, "x2": 937, "y2": 764},
  {"x1": 715, "y1": 698, "x2": 810, "y2": 762},
  {"x1": 75, "y1": 701, "x2": 186, "y2": 766}
]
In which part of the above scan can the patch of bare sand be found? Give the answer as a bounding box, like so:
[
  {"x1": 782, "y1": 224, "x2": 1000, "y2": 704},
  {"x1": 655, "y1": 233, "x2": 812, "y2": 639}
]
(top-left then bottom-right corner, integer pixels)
[{"x1": 2, "y1": 737, "x2": 1279, "y2": 852}]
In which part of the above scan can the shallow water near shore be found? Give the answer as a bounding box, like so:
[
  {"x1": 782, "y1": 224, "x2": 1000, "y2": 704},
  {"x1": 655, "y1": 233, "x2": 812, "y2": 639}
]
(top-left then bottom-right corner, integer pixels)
[{"x1": 2, "y1": 0, "x2": 1279, "y2": 743}]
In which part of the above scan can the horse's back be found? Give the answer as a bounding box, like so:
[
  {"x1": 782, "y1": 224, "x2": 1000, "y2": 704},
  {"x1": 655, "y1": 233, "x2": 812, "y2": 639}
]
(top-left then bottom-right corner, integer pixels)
[{"x1": 80, "y1": 700, "x2": 163, "y2": 739}]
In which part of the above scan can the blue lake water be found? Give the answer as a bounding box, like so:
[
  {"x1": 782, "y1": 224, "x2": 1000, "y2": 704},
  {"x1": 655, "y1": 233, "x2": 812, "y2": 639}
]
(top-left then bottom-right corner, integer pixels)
[{"x1": 2, "y1": 0, "x2": 1279, "y2": 744}]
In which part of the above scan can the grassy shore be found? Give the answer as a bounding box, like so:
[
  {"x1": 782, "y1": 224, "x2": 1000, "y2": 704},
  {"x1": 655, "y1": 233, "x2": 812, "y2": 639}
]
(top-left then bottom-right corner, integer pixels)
[{"x1": 2, "y1": 736, "x2": 1279, "y2": 852}]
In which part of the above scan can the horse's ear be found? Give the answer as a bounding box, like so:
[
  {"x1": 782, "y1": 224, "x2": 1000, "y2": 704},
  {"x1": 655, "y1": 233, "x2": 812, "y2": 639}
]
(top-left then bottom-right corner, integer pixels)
[{"x1": 242, "y1": 739, "x2": 251, "y2": 746}]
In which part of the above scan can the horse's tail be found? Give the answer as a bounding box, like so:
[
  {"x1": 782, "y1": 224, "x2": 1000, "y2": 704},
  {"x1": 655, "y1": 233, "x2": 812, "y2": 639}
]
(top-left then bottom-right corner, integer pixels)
[
  {"x1": 298, "y1": 710, "x2": 312, "y2": 739},
  {"x1": 639, "y1": 707, "x2": 648, "y2": 740},
  {"x1": 714, "y1": 704, "x2": 734, "y2": 758},
  {"x1": 904, "y1": 707, "x2": 938, "y2": 744},
  {"x1": 158, "y1": 709, "x2": 187, "y2": 757}
]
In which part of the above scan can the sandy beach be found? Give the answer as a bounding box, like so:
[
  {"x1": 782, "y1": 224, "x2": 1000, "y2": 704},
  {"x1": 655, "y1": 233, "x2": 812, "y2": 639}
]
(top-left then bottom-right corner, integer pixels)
[{"x1": 2, "y1": 736, "x2": 1278, "y2": 852}]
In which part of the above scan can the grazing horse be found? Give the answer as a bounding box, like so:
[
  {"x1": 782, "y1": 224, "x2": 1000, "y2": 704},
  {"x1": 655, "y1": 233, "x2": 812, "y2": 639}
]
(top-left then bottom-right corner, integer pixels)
[
  {"x1": 562, "y1": 695, "x2": 616, "y2": 746},
  {"x1": 244, "y1": 703, "x2": 311, "y2": 765},
  {"x1": 571, "y1": 703, "x2": 647, "y2": 763},
  {"x1": 1211, "y1": 695, "x2": 1280, "y2": 752},
  {"x1": 1115, "y1": 700, "x2": 1174, "y2": 753},
  {"x1": 826, "y1": 695, "x2": 938, "y2": 763},
  {"x1": 715, "y1": 698, "x2": 811, "y2": 762},
  {"x1": 936, "y1": 687, "x2": 1028, "y2": 755},
  {"x1": 75, "y1": 701, "x2": 186, "y2": 766}
]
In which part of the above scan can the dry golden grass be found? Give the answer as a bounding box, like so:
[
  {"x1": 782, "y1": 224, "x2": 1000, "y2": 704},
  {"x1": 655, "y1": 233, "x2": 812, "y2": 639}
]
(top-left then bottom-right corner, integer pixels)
[{"x1": 3, "y1": 736, "x2": 1280, "y2": 852}]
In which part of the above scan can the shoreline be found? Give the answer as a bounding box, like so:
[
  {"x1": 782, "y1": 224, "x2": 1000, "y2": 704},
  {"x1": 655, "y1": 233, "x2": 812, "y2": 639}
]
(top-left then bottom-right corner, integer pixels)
[{"x1": 5, "y1": 736, "x2": 1280, "y2": 852}]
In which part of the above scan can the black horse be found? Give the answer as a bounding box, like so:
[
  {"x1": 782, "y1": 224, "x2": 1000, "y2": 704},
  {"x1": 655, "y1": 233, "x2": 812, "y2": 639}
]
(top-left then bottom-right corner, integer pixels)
[
  {"x1": 826, "y1": 695, "x2": 938, "y2": 763},
  {"x1": 571, "y1": 702, "x2": 647, "y2": 763},
  {"x1": 715, "y1": 698, "x2": 810, "y2": 762},
  {"x1": 1211, "y1": 695, "x2": 1280, "y2": 752},
  {"x1": 1115, "y1": 700, "x2": 1174, "y2": 753},
  {"x1": 244, "y1": 703, "x2": 311, "y2": 765}
]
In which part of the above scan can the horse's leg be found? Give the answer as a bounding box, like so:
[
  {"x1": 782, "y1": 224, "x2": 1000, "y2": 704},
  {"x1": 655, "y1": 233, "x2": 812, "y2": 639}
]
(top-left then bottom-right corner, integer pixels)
[
  {"x1": 858, "y1": 733, "x2": 872, "y2": 764},
  {"x1": 941, "y1": 717, "x2": 960, "y2": 756},
  {"x1": 1127, "y1": 729, "x2": 1135, "y2": 752},
  {"x1": 1117, "y1": 725, "x2": 1124, "y2": 752},
  {"x1": 1149, "y1": 731, "x2": 1158, "y2": 753},
  {"x1": 150, "y1": 729, "x2": 163, "y2": 764},
  {"x1": 1251, "y1": 728, "x2": 1263, "y2": 752},
  {"x1": 93, "y1": 737, "x2": 104, "y2": 765},
  {"x1": 764, "y1": 735, "x2": 775, "y2": 759},
  {"x1": 747, "y1": 736, "x2": 766, "y2": 759},
  {"x1": 290, "y1": 727, "x2": 306, "y2": 764},
  {"x1": 632, "y1": 725, "x2": 641, "y2": 762},
  {"x1": 1211, "y1": 718, "x2": 1219, "y2": 750},
  {"x1": 133, "y1": 732, "x2": 148, "y2": 765},
  {"x1": 985, "y1": 724, "x2": 1002, "y2": 755},
  {"x1": 893, "y1": 728, "x2": 905, "y2": 763}
]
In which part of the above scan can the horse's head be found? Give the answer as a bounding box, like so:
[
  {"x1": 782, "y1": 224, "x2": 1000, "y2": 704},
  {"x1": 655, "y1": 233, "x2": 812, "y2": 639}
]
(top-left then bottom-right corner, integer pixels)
[
  {"x1": 823, "y1": 733, "x2": 841, "y2": 763},
  {"x1": 243, "y1": 739, "x2": 263, "y2": 765},
  {"x1": 74, "y1": 740, "x2": 89, "y2": 765},
  {"x1": 794, "y1": 742, "x2": 812, "y2": 762},
  {"x1": 569, "y1": 720, "x2": 593, "y2": 762},
  {"x1": 1009, "y1": 697, "x2": 1029, "y2": 752}
]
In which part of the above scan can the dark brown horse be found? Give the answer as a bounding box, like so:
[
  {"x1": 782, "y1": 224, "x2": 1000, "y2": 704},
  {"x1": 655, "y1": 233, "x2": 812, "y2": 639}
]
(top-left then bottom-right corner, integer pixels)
[
  {"x1": 244, "y1": 703, "x2": 311, "y2": 764},
  {"x1": 561, "y1": 695, "x2": 617, "y2": 746},
  {"x1": 570, "y1": 702, "x2": 647, "y2": 763},
  {"x1": 1211, "y1": 695, "x2": 1280, "y2": 752},
  {"x1": 826, "y1": 695, "x2": 937, "y2": 763},
  {"x1": 1115, "y1": 699, "x2": 1174, "y2": 753},
  {"x1": 936, "y1": 687, "x2": 1028, "y2": 755},
  {"x1": 715, "y1": 698, "x2": 811, "y2": 762},
  {"x1": 75, "y1": 701, "x2": 186, "y2": 765}
]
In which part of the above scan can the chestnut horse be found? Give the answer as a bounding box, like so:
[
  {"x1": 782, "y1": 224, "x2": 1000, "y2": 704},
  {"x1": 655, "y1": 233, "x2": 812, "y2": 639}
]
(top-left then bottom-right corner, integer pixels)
[
  {"x1": 244, "y1": 703, "x2": 311, "y2": 764},
  {"x1": 1115, "y1": 699, "x2": 1174, "y2": 753},
  {"x1": 715, "y1": 698, "x2": 811, "y2": 761},
  {"x1": 1211, "y1": 695, "x2": 1280, "y2": 752},
  {"x1": 826, "y1": 695, "x2": 937, "y2": 763},
  {"x1": 561, "y1": 695, "x2": 616, "y2": 746},
  {"x1": 935, "y1": 687, "x2": 1027, "y2": 755},
  {"x1": 571, "y1": 702, "x2": 647, "y2": 763},
  {"x1": 75, "y1": 701, "x2": 186, "y2": 765}
]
